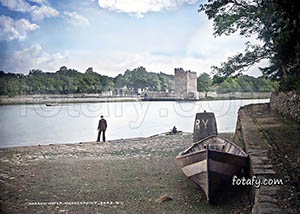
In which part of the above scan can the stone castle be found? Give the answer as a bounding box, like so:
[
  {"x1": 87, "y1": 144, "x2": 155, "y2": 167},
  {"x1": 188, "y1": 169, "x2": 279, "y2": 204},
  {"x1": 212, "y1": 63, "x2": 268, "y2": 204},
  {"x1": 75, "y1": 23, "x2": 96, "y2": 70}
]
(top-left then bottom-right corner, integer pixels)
[{"x1": 174, "y1": 68, "x2": 198, "y2": 99}]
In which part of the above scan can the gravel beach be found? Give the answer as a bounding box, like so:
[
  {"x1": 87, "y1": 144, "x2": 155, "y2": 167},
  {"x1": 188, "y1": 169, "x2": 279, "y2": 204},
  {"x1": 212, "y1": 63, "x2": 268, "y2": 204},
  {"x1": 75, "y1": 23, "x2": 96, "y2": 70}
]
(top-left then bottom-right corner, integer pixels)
[{"x1": 0, "y1": 132, "x2": 251, "y2": 214}]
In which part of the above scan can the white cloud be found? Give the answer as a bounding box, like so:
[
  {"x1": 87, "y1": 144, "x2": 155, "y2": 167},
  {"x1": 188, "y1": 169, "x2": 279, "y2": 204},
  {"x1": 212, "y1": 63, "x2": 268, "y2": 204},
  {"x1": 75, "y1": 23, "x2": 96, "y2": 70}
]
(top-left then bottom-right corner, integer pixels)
[
  {"x1": 0, "y1": 0, "x2": 59, "y2": 21},
  {"x1": 0, "y1": 15, "x2": 39, "y2": 40},
  {"x1": 98, "y1": 0, "x2": 197, "y2": 18},
  {"x1": 119, "y1": 52, "x2": 214, "y2": 75},
  {"x1": 59, "y1": 42, "x2": 263, "y2": 77},
  {"x1": 64, "y1": 11, "x2": 89, "y2": 27},
  {"x1": 58, "y1": 50, "x2": 218, "y2": 77},
  {"x1": 1, "y1": 44, "x2": 67, "y2": 73},
  {"x1": 186, "y1": 21, "x2": 247, "y2": 60},
  {"x1": 0, "y1": 0, "x2": 31, "y2": 12},
  {"x1": 31, "y1": 5, "x2": 59, "y2": 21},
  {"x1": 28, "y1": 0, "x2": 46, "y2": 4}
]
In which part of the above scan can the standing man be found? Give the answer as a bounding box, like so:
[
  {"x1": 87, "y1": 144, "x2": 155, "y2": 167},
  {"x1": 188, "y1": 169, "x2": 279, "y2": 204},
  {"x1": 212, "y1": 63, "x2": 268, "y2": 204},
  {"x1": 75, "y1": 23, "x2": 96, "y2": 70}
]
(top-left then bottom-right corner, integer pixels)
[{"x1": 97, "y1": 115, "x2": 107, "y2": 142}]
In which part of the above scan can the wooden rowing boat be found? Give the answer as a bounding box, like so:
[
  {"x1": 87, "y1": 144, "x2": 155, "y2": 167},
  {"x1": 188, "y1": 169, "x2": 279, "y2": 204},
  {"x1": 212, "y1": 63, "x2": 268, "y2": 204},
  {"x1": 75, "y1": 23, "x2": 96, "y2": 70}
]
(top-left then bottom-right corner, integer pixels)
[{"x1": 176, "y1": 135, "x2": 248, "y2": 202}]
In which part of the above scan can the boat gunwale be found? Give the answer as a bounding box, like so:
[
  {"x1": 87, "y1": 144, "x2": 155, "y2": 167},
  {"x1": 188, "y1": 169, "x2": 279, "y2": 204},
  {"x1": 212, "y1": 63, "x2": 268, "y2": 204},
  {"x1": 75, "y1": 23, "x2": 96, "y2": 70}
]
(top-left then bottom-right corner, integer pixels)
[
  {"x1": 176, "y1": 148, "x2": 206, "y2": 160},
  {"x1": 176, "y1": 134, "x2": 248, "y2": 159},
  {"x1": 176, "y1": 145, "x2": 248, "y2": 161}
]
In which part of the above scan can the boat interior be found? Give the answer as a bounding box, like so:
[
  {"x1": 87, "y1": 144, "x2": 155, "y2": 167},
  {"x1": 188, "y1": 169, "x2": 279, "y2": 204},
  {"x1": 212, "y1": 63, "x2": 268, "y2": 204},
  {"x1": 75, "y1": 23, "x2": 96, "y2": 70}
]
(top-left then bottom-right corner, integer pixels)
[{"x1": 182, "y1": 135, "x2": 247, "y2": 157}]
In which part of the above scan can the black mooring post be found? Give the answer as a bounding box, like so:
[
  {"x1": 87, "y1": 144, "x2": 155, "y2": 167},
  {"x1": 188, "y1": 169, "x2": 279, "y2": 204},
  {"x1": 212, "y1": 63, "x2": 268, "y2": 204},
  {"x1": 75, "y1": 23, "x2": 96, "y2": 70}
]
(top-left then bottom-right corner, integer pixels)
[{"x1": 193, "y1": 111, "x2": 218, "y2": 142}]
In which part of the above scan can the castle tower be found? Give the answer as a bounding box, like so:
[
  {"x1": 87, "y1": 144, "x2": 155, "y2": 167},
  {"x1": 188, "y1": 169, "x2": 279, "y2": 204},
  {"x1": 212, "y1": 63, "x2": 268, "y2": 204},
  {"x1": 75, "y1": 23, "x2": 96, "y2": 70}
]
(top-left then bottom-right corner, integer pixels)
[{"x1": 174, "y1": 68, "x2": 198, "y2": 98}]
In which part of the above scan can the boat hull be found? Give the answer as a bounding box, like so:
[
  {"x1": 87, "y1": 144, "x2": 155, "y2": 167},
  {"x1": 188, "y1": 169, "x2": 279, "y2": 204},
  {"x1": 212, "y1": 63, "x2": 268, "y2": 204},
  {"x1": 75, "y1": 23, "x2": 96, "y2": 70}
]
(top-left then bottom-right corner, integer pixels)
[{"x1": 176, "y1": 136, "x2": 249, "y2": 201}]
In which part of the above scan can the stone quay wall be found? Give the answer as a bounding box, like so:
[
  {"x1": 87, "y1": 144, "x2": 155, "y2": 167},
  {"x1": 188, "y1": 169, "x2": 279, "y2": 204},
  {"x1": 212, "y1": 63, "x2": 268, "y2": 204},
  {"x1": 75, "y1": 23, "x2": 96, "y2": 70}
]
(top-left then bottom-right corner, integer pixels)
[
  {"x1": 270, "y1": 91, "x2": 300, "y2": 122},
  {"x1": 234, "y1": 104, "x2": 282, "y2": 214}
]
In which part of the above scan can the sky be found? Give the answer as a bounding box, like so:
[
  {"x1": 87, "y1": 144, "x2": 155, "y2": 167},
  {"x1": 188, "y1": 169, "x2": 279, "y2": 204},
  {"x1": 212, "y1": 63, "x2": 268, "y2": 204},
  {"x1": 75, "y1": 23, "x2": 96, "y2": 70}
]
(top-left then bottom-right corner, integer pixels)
[{"x1": 0, "y1": 0, "x2": 263, "y2": 77}]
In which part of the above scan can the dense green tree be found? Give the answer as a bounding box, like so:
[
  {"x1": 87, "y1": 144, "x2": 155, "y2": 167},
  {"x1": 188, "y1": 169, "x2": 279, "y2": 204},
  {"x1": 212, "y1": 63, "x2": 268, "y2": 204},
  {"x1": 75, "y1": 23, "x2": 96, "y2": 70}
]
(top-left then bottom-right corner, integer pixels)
[
  {"x1": 114, "y1": 66, "x2": 174, "y2": 91},
  {"x1": 199, "y1": 0, "x2": 300, "y2": 91},
  {"x1": 197, "y1": 73, "x2": 212, "y2": 92}
]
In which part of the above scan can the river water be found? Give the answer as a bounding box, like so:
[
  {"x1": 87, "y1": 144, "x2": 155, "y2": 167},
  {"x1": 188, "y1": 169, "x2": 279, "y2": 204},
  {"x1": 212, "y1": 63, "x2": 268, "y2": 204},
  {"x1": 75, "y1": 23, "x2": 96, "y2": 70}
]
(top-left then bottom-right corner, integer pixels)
[{"x1": 0, "y1": 99, "x2": 268, "y2": 148}]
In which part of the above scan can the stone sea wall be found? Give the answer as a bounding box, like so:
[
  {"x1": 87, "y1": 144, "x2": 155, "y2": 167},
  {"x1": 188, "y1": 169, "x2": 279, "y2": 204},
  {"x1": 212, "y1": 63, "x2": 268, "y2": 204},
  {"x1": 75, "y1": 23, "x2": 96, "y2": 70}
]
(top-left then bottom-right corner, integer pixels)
[
  {"x1": 0, "y1": 94, "x2": 141, "y2": 105},
  {"x1": 200, "y1": 92, "x2": 271, "y2": 99},
  {"x1": 0, "y1": 92, "x2": 272, "y2": 104},
  {"x1": 270, "y1": 91, "x2": 300, "y2": 122}
]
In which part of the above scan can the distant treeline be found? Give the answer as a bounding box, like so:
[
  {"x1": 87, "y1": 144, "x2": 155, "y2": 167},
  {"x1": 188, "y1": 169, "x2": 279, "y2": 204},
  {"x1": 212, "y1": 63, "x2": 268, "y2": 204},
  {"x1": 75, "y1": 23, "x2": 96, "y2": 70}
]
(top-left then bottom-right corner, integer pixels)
[
  {"x1": 198, "y1": 73, "x2": 278, "y2": 93},
  {"x1": 0, "y1": 66, "x2": 277, "y2": 96},
  {"x1": 0, "y1": 67, "x2": 114, "y2": 96}
]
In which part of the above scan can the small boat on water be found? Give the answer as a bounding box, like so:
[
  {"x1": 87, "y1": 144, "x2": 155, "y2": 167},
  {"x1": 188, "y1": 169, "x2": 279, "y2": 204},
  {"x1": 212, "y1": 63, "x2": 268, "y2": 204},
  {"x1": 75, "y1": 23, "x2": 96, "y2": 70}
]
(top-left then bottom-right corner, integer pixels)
[
  {"x1": 176, "y1": 135, "x2": 248, "y2": 201},
  {"x1": 45, "y1": 103, "x2": 58, "y2": 107}
]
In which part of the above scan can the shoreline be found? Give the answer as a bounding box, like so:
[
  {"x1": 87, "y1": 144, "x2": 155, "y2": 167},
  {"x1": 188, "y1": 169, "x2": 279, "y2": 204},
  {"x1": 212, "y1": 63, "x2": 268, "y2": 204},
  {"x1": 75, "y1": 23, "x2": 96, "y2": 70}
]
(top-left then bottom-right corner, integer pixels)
[
  {"x1": 0, "y1": 132, "x2": 235, "y2": 150},
  {"x1": 0, "y1": 94, "x2": 271, "y2": 105}
]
